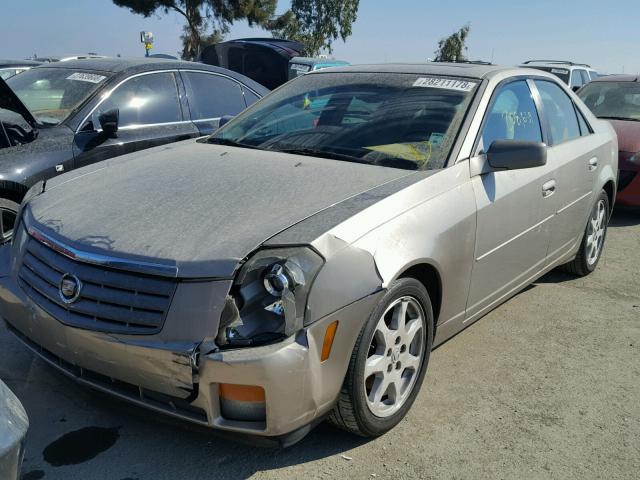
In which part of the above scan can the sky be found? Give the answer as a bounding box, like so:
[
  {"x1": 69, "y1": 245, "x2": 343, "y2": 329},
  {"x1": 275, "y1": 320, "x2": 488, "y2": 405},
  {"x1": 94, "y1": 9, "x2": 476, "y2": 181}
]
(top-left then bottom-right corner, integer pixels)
[{"x1": 1, "y1": 0, "x2": 638, "y2": 74}]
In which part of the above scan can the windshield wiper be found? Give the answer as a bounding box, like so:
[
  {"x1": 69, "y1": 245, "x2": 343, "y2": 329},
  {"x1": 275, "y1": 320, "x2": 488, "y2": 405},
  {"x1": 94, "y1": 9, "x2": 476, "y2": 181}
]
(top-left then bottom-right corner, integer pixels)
[
  {"x1": 598, "y1": 116, "x2": 640, "y2": 122},
  {"x1": 273, "y1": 147, "x2": 371, "y2": 165},
  {"x1": 207, "y1": 137, "x2": 263, "y2": 150}
]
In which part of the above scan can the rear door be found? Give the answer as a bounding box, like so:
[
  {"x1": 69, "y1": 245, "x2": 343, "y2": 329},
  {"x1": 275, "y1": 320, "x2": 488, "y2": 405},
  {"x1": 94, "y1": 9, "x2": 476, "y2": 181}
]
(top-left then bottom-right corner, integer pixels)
[
  {"x1": 466, "y1": 79, "x2": 556, "y2": 320},
  {"x1": 72, "y1": 71, "x2": 199, "y2": 168},
  {"x1": 532, "y1": 79, "x2": 599, "y2": 261},
  {"x1": 181, "y1": 71, "x2": 254, "y2": 135}
]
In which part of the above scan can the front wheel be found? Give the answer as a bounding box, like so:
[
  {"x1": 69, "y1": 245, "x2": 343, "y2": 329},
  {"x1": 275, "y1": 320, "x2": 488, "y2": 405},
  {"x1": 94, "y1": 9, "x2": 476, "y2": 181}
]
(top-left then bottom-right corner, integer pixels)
[
  {"x1": 560, "y1": 189, "x2": 610, "y2": 276},
  {"x1": 328, "y1": 278, "x2": 434, "y2": 437}
]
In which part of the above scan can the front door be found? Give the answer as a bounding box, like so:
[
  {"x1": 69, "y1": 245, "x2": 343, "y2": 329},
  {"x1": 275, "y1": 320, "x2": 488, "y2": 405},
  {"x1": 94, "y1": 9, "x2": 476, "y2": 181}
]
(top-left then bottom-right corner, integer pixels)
[
  {"x1": 73, "y1": 71, "x2": 199, "y2": 168},
  {"x1": 466, "y1": 79, "x2": 556, "y2": 321}
]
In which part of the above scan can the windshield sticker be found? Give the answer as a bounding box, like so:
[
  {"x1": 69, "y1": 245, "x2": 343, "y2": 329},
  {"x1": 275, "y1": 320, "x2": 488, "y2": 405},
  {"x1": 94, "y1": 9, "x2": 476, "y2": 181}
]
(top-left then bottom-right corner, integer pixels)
[
  {"x1": 551, "y1": 68, "x2": 569, "y2": 74},
  {"x1": 66, "y1": 72, "x2": 106, "y2": 83},
  {"x1": 412, "y1": 77, "x2": 477, "y2": 92}
]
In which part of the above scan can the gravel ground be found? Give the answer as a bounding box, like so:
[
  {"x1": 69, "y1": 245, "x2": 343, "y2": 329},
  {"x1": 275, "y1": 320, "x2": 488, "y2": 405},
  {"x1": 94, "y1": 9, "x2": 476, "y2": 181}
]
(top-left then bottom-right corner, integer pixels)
[{"x1": 2, "y1": 211, "x2": 638, "y2": 480}]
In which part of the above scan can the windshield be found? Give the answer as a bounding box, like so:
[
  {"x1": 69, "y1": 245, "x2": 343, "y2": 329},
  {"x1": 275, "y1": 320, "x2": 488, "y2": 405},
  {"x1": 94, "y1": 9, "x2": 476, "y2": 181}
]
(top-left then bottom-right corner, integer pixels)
[
  {"x1": 6, "y1": 67, "x2": 110, "y2": 126},
  {"x1": 211, "y1": 72, "x2": 479, "y2": 170},
  {"x1": 578, "y1": 81, "x2": 640, "y2": 121}
]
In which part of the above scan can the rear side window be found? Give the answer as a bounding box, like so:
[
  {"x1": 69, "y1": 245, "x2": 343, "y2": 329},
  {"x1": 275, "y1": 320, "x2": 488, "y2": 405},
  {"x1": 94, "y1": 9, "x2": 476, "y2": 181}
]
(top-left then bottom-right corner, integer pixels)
[
  {"x1": 479, "y1": 80, "x2": 542, "y2": 153},
  {"x1": 182, "y1": 72, "x2": 246, "y2": 120},
  {"x1": 570, "y1": 70, "x2": 587, "y2": 89},
  {"x1": 95, "y1": 72, "x2": 182, "y2": 127},
  {"x1": 576, "y1": 107, "x2": 592, "y2": 136},
  {"x1": 242, "y1": 88, "x2": 260, "y2": 107},
  {"x1": 534, "y1": 80, "x2": 581, "y2": 145}
]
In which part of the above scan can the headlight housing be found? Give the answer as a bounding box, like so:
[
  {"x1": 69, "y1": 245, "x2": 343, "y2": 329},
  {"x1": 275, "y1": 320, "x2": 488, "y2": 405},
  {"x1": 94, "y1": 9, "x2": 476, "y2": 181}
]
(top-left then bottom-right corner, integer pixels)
[{"x1": 218, "y1": 247, "x2": 324, "y2": 348}]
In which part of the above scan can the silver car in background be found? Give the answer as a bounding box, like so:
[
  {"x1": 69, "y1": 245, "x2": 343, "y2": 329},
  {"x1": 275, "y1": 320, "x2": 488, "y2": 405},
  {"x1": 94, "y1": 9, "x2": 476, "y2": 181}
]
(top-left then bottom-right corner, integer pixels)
[
  {"x1": 0, "y1": 380, "x2": 28, "y2": 479},
  {"x1": 0, "y1": 63, "x2": 617, "y2": 446}
]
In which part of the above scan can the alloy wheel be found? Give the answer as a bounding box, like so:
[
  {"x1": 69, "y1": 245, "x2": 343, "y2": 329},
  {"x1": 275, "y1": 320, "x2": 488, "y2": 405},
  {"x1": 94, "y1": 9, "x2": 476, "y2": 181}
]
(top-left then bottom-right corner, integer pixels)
[
  {"x1": 586, "y1": 198, "x2": 607, "y2": 266},
  {"x1": 364, "y1": 296, "x2": 426, "y2": 418}
]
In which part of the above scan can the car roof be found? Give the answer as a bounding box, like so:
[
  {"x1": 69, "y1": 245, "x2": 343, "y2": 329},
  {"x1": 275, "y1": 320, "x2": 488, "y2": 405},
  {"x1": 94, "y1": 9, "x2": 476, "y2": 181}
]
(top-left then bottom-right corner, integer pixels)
[
  {"x1": 35, "y1": 57, "x2": 269, "y2": 94},
  {"x1": 0, "y1": 59, "x2": 42, "y2": 68},
  {"x1": 590, "y1": 74, "x2": 640, "y2": 83},
  {"x1": 307, "y1": 62, "x2": 514, "y2": 79}
]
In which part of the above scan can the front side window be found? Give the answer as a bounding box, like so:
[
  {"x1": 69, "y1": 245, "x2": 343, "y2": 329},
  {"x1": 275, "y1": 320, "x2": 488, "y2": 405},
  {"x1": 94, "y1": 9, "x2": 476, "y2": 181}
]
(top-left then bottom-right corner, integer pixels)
[
  {"x1": 182, "y1": 72, "x2": 246, "y2": 120},
  {"x1": 534, "y1": 80, "x2": 581, "y2": 145},
  {"x1": 479, "y1": 80, "x2": 542, "y2": 153},
  {"x1": 6, "y1": 67, "x2": 110, "y2": 125},
  {"x1": 94, "y1": 72, "x2": 182, "y2": 128},
  {"x1": 578, "y1": 81, "x2": 640, "y2": 122},
  {"x1": 211, "y1": 73, "x2": 479, "y2": 170}
]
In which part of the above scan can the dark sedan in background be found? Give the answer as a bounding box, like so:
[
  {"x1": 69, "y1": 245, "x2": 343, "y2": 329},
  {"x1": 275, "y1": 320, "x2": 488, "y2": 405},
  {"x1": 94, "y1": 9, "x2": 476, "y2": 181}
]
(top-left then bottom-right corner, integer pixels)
[
  {"x1": 579, "y1": 75, "x2": 640, "y2": 209},
  {"x1": 0, "y1": 58, "x2": 268, "y2": 243}
]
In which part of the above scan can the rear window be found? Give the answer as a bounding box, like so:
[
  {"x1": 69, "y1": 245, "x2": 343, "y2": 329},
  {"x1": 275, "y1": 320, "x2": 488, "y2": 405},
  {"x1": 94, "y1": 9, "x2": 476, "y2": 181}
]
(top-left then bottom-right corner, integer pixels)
[
  {"x1": 526, "y1": 66, "x2": 570, "y2": 84},
  {"x1": 578, "y1": 81, "x2": 640, "y2": 122}
]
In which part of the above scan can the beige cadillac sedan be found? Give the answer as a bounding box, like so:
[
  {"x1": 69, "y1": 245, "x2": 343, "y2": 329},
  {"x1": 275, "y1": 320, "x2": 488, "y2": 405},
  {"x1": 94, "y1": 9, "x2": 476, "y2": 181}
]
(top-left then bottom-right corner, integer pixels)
[{"x1": 0, "y1": 63, "x2": 617, "y2": 446}]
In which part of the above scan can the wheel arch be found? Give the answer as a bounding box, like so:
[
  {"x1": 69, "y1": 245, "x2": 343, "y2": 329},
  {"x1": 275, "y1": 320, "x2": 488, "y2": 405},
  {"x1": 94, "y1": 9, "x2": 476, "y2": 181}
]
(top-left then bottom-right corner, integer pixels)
[
  {"x1": 602, "y1": 179, "x2": 615, "y2": 215},
  {"x1": 395, "y1": 262, "x2": 442, "y2": 327},
  {"x1": 0, "y1": 181, "x2": 28, "y2": 205}
]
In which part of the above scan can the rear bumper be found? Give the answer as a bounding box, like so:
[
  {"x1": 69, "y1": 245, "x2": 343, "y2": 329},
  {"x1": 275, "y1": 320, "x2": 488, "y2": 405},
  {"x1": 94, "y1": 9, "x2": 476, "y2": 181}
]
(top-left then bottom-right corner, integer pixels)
[{"x1": 0, "y1": 265, "x2": 382, "y2": 440}]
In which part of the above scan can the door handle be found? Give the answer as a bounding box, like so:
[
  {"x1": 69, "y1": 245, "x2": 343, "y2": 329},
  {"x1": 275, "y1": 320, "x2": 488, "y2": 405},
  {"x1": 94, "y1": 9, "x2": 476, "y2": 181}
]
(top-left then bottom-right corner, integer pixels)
[
  {"x1": 542, "y1": 179, "x2": 556, "y2": 198},
  {"x1": 588, "y1": 157, "x2": 598, "y2": 171}
]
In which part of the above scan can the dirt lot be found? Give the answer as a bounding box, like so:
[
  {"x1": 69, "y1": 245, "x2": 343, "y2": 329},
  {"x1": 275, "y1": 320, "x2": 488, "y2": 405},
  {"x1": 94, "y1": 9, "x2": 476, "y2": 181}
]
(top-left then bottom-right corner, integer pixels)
[{"x1": 2, "y1": 211, "x2": 638, "y2": 480}]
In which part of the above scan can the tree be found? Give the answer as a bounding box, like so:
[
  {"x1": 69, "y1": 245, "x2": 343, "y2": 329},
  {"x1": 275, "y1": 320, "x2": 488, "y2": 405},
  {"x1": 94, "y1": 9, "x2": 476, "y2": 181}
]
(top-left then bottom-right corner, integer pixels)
[
  {"x1": 434, "y1": 24, "x2": 470, "y2": 63},
  {"x1": 267, "y1": 0, "x2": 360, "y2": 57},
  {"x1": 112, "y1": 0, "x2": 278, "y2": 60}
]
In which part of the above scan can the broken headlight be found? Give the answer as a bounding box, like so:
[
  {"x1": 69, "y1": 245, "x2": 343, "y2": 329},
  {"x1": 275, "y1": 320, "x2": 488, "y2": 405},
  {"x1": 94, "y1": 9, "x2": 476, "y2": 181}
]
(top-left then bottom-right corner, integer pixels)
[{"x1": 218, "y1": 247, "x2": 324, "y2": 348}]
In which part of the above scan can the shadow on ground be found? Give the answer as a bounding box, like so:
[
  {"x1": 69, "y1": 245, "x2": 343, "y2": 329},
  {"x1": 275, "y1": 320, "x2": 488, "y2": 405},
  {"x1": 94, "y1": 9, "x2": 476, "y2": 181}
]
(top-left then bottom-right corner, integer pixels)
[{"x1": 609, "y1": 209, "x2": 639, "y2": 227}]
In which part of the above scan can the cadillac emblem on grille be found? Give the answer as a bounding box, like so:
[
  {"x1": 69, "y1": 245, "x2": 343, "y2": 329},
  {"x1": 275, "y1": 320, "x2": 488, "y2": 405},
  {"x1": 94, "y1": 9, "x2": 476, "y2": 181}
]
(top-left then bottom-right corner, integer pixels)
[{"x1": 58, "y1": 273, "x2": 82, "y2": 304}]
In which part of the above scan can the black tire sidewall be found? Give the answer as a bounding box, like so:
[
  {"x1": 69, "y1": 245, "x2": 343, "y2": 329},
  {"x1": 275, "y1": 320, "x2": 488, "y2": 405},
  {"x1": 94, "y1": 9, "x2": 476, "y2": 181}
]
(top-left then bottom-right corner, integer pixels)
[
  {"x1": 582, "y1": 190, "x2": 610, "y2": 273},
  {"x1": 350, "y1": 278, "x2": 434, "y2": 436}
]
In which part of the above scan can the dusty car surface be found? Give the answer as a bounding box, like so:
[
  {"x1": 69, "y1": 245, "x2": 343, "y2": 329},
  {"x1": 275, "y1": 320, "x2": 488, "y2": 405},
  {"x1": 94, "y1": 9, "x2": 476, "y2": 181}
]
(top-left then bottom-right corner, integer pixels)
[
  {"x1": 0, "y1": 63, "x2": 617, "y2": 446},
  {"x1": 578, "y1": 75, "x2": 640, "y2": 209},
  {"x1": 0, "y1": 380, "x2": 29, "y2": 480}
]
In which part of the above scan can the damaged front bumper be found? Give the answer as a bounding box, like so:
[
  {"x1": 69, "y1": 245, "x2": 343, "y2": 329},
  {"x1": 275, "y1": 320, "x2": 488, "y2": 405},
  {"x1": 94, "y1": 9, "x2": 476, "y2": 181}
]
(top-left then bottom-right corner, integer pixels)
[{"x1": 0, "y1": 245, "x2": 382, "y2": 441}]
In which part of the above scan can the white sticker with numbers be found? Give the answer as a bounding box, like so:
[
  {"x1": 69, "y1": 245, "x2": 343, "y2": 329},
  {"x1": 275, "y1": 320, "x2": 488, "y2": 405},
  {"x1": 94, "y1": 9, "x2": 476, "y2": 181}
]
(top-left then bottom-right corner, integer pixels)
[
  {"x1": 66, "y1": 72, "x2": 106, "y2": 83},
  {"x1": 412, "y1": 77, "x2": 477, "y2": 92}
]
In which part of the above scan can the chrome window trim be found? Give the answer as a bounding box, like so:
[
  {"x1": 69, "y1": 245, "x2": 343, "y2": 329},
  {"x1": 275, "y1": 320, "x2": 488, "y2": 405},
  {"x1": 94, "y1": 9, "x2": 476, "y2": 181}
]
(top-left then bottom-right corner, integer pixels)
[
  {"x1": 75, "y1": 69, "x2": 183, "y2": 134},
  {"x1": 28, "y1": 226, "x2": 178, "y2": 278},
  {"x1": 76, "y1": 68, "x2": 261, "y2": 134}
]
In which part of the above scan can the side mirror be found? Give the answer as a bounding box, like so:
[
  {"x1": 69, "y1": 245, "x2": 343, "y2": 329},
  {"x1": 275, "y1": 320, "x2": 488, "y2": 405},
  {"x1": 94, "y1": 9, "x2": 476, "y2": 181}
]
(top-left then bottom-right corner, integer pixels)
[
  {"x1": 218, "y1": 115, "x2": 234, "y2": 129},
  {"x1": 99, "y1": 108, "x2": 119, "y2": 137},
  {"x1": 572, "y1": 85, "x2": 581, "y2": 92},
  {"x1": 487, "y1": 140, "x2": 547, "y2": 170}
]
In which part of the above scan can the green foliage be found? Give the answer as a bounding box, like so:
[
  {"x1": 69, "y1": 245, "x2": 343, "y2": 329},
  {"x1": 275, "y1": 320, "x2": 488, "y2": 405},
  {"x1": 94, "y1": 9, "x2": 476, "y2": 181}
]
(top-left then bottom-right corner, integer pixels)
[
  {"x1": 434, "y1": 24, "x2": 471, "y2": 63},
  {"x1": 113, "y1": 0, "x2": 277, "y2": 59},
  {"x1": 267, "y1": 0, "x2": 360, "y2": 57}
]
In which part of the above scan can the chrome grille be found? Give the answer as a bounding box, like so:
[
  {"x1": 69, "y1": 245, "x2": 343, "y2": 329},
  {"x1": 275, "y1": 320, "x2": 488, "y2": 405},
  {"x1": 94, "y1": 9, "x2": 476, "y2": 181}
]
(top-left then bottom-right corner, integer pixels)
[{"x1": 18, "y1": 235, "x2": 176, "y2": 334}]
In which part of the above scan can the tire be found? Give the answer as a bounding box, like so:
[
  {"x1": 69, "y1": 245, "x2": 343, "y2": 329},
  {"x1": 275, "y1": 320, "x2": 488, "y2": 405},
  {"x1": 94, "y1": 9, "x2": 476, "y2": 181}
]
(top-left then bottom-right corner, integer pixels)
[
  {"x1": 0, "y1": 198, "x2": 20, "y2": 246},
  {"x1": 559, "y1": 189, "x2": 610, "y2": 276},
  {"x1": 328, "y1": 278, "x2": 434, "y2": 437}
]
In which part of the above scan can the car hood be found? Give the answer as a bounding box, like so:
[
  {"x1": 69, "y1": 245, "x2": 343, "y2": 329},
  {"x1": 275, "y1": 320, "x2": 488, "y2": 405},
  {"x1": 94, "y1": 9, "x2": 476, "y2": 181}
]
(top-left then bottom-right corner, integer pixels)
[
  {"x1": 26, "y1": 141, "x2": 412, "y2": 278},
  {"x1": 0, "y1": 76, "x2": 37, "y2": 128},
  {"x1": 608, "y1": 119, "x2": 640, "y2": 153}
]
